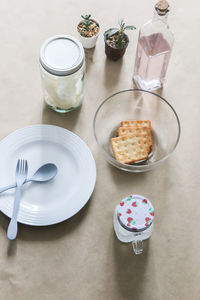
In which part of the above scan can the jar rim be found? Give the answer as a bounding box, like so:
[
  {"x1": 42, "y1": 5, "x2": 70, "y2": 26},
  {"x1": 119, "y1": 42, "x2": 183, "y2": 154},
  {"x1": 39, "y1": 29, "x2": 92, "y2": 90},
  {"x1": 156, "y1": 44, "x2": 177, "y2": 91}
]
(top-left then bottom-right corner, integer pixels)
[
  {"x1": 39, "y1": 35, "x2": 85, "y2": 76},
  {"x1": 118, "y1": 214, "x2": 153, "y2": 233}
]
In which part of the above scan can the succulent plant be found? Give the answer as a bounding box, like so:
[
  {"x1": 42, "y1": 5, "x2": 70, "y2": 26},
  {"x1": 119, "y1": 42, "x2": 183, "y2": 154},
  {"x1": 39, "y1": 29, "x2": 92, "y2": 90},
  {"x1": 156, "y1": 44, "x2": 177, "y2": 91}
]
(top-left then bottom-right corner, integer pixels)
[
  {"x1": 80, "y1": 14, "x2": 93, "y2": 35},
  {"x1": 104, "y1": 18, "x2": 136, "y2": 48}
]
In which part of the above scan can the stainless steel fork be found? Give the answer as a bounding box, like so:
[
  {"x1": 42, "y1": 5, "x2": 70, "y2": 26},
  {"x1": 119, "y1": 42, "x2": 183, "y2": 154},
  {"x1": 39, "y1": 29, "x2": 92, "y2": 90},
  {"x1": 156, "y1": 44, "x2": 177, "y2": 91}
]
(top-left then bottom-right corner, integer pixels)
[{"x1": 7, "y1": 159, "x2": 28, "y2": 240}]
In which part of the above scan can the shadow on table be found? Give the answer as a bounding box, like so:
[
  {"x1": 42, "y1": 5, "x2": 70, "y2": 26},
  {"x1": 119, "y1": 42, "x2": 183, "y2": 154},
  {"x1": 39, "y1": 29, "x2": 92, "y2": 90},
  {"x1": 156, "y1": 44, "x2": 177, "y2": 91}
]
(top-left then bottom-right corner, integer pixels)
[
  {"x1": 103, "y1": 58, "x2": 123, "y2": 90},
  {"x1": 112, "y1": 232, "x2": 150, "y2": 299},
  {"x1": 1, "y1": 191, "x2": 94, "y2": 256},
  {"x1": 107, "y1": 158, "x2": 172, "y2": 207},
  {"x1": 85, "y1": 48, "x2": 95, "y2": 73},
  {"x1": 42, "y1": 102, "x2": 82, "y2": 132},
  {"x1": 107, "y1": 162, "x2": 149, "y2": 185}
]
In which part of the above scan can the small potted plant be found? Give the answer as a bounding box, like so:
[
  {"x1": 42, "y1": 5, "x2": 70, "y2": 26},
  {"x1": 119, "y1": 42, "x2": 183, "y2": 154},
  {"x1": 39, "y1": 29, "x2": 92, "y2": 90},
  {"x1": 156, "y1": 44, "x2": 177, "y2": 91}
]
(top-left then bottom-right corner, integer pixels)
[
  {"x1": 104, "y1": 19, "x2": 136, "y2": 61},
  {"x1": 77, "y1": 14, "x2": 100, "y2": 49}
]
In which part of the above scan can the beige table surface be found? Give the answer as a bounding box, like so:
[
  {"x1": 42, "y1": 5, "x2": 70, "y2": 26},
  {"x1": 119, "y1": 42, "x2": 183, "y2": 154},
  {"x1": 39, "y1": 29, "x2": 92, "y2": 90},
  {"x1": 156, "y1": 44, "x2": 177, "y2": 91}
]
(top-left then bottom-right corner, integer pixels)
[{"x1": 0, "y1": 0, "x2": 199, "y2": 299}]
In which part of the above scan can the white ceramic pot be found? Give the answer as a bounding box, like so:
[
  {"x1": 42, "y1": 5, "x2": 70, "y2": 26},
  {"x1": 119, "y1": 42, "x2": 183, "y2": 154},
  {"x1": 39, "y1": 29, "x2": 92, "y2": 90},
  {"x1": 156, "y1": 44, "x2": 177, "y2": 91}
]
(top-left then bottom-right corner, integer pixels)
[{"x1": 77, "y1": 20, "x2": 100, "y2": 49}]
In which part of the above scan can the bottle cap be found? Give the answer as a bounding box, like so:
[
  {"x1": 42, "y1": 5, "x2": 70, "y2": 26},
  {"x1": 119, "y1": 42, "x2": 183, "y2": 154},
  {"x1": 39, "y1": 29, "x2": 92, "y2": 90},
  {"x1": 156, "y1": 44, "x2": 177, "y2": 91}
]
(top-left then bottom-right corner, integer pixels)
[
  {"x1": 116, "y1": 194, "x2": 154, "y2": 232},
  {"x1": 155, "y1": 0, "x2": 170, "y2": 15},
  {"x1": 39, "y1": 35, "x2": 85, "y2": 76}
]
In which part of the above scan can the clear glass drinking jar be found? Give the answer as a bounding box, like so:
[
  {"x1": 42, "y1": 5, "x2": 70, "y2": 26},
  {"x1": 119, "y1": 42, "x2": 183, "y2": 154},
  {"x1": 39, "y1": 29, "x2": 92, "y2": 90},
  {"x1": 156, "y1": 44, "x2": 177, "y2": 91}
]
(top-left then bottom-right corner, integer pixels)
[
  {"x1": 40, "y1": 35, "x2": 85, "y2": 113},
  {"x1": 113, "y1": 194, "x2": 154, "y2": 254}
]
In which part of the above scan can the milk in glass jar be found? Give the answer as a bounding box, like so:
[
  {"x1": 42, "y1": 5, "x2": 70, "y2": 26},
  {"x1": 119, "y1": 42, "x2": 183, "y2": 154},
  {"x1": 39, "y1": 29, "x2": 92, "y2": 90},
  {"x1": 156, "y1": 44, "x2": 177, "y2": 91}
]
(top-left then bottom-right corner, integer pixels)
[{"x1": 39, "y1": 35, "x2": 85, "y2": 113}]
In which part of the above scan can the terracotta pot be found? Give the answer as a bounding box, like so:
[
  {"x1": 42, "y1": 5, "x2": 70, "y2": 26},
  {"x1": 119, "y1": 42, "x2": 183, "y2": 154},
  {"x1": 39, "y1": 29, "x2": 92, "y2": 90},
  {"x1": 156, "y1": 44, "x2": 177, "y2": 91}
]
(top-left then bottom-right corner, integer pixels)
[{"x1": 104, "y1": 33, "x2": 129, "y2": 61}]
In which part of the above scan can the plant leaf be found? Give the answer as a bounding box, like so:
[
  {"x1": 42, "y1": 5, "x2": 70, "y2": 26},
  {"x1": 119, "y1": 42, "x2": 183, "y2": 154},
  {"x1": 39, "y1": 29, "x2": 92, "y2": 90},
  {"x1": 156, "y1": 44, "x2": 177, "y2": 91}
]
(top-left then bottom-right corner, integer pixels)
[
  {"x1": 124, "y1": 25, "x2": 136, "y2": 30},
  {"x1": 104, "y1": 28, "x2": 119, "y2": 37},
  {"x1": 118, "y1": 18, "x2": 124, "y2": 27},
  {"x1": 81, "y1": 14, "x2": 91, "y2": 20}
]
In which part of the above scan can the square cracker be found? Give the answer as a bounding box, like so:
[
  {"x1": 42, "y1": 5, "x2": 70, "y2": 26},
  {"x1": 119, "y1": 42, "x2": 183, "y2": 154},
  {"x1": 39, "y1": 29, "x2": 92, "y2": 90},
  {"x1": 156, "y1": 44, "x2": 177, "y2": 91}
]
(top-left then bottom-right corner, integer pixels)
[
  {"x1": 111, "y1": 134, "x2": 149, "y2": 164},
  {"x1": 121, "y1": 120, "x2": 151, "y2": 129},
  {"x1": 117, "y1": 126, "x2": 152, "y2": 152}
]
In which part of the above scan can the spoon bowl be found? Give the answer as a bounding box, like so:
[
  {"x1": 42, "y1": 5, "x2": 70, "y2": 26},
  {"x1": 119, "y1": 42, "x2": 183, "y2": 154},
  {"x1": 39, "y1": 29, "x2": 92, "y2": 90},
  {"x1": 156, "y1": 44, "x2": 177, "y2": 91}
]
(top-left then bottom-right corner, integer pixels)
[{"x1": 27, "y1": 163, "x2": 58, "y2": 183}]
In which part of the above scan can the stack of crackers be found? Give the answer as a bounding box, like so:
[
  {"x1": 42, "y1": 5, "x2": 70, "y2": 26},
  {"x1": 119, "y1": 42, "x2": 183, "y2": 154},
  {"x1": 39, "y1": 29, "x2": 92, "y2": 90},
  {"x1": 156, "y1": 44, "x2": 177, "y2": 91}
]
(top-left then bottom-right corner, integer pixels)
[{"x1": 111, "y1": 120, "x2": 152, "y2": 164}]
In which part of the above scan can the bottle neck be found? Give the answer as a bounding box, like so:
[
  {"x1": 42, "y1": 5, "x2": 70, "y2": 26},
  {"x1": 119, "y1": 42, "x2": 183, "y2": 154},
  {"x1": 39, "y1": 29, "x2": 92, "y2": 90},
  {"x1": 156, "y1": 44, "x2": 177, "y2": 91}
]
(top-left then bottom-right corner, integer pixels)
[{"x1": 152, "y1": 10, "x2": 168, "y2": 24}]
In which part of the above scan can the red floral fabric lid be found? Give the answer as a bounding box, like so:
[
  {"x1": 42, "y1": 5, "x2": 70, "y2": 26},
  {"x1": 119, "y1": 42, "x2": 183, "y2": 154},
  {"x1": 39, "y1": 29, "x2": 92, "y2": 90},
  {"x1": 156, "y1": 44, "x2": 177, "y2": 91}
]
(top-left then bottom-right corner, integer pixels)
[{"x1": 117, "y1": 194, "x2": 154, "y2": 232}]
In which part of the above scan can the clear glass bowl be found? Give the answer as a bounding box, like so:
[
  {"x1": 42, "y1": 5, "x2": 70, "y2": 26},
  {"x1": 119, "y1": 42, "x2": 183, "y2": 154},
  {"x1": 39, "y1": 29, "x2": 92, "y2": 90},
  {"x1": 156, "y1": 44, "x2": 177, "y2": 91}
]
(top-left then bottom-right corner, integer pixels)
[{"x1": 93, "y1": 89, "x2": 180, "y2": 172}]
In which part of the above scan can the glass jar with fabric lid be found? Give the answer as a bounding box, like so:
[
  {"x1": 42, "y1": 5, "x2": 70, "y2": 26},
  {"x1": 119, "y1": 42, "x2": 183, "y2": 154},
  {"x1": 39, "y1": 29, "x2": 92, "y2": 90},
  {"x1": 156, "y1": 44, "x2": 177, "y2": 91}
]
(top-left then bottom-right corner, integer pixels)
[{"x1": 40, "y1": 35, "x2": 85, "y2": 113}]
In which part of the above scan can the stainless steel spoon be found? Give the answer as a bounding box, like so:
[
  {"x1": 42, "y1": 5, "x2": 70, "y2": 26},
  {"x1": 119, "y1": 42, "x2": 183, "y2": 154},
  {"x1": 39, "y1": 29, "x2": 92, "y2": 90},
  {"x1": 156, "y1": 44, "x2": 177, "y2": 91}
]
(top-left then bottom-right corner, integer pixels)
[{"x1": 0, "y1": 163, "x2": 57, "y2": 194}]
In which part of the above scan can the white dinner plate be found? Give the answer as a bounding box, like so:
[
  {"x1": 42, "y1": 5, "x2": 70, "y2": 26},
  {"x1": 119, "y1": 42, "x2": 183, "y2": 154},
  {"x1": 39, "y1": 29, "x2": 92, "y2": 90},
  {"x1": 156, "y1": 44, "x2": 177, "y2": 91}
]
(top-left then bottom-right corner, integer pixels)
[{"x1": 0, "y1": 125, "x2": 96, "y2": 226}]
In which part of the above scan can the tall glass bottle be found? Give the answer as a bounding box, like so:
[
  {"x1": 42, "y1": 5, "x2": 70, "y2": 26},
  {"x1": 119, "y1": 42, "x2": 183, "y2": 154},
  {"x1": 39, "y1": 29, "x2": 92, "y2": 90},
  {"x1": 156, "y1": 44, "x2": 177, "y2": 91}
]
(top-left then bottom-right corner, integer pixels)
[{"x1": 133, "y1": 0, "x2": 174, "y2": 91}]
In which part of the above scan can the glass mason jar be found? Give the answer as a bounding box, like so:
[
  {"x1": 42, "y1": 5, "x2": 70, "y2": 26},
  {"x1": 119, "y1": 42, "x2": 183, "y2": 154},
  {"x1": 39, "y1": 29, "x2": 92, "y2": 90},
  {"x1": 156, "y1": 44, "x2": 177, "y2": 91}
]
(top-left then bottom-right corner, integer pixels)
[
  {"x1": 40, "y1": 35, "x2": 85, "y2": 113},
  {"x1": 113, "y1": 194, "x2": 154, "y2": 255}
]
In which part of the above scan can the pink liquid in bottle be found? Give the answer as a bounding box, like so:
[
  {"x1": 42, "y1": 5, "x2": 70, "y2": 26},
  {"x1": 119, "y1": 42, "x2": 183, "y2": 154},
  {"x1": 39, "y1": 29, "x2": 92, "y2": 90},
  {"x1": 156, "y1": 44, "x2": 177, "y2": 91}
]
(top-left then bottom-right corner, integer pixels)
[{"x1": 134, "y1": 33, "x2": 172, "y2": 90}]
